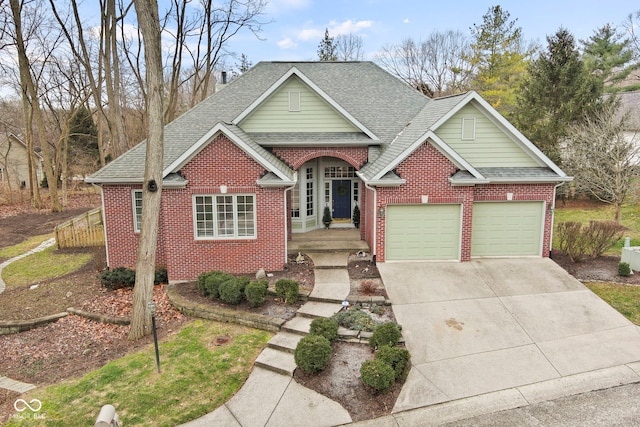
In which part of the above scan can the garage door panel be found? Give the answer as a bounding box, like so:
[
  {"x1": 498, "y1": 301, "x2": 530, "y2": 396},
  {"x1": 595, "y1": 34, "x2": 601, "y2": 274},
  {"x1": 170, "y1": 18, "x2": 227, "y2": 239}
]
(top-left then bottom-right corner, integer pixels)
[
  {"x1": 472, "y1": 202, "x2": 543, "y2": 257},
  {"x1": 386, "y1": 204, "x2": 461, "y2": 261}
]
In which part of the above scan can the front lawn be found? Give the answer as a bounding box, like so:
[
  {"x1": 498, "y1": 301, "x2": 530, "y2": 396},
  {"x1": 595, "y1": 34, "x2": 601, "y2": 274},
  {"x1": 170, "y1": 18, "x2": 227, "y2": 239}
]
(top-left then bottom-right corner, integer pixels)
[
  {"x1": 6, "y1": 320, "x2": 271, "y2": 426},
  {"x1": 585, "y1": 282, "x2": 640, "y2": 325},
  {"x1": 554, "y1": 200, "x2": 640, "y2": 255}
]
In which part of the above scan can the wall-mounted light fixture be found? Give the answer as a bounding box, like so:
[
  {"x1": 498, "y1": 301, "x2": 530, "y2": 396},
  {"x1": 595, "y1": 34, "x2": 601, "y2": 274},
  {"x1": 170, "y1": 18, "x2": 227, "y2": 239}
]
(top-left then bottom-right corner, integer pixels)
[
  {"x1": 220, "y1": 185, "x2": 228, "y2": 194},
  {"x1": 421, "y1": 195, "x2": 429, "y2": 203},
  {"x1": 506, "y1": 193, "x2": 513, "y2": 201},
  {"x1": 378, "y1": 207, "x2": 385, "y2": 218}
]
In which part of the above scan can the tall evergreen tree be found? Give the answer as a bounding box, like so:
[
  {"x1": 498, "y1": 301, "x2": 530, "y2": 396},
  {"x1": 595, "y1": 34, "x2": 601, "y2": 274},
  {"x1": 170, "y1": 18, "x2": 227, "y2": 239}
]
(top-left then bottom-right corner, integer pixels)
[
  {"x1": 317, "y1": 28, "x2": 337, "y2": 61},
  {"x1": 581, "y1": 24, "x2": 633, "y2": 91},
  {"x1": 469, "y1": 5, "x2": 532, "y2": 118},
  {"x1": 515, "y1": 28, "x2": 604, "y2": 164},
  {"x1": 68, "y1": 106, "x2": 99, "y2": 160}
]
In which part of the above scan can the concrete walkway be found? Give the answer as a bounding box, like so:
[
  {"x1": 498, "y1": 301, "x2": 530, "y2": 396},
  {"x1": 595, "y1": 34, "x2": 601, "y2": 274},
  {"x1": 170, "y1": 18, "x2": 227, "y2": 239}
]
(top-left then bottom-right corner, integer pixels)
[
  {"x1": 0, "y1": 237, "x2": 55, "y2": 394},
  {"x1": 180, "y1": 252, "x2": 354, "y2": 427},
  {"x1": 0, "y1": 237, "x2": 56, "y2": 294}
]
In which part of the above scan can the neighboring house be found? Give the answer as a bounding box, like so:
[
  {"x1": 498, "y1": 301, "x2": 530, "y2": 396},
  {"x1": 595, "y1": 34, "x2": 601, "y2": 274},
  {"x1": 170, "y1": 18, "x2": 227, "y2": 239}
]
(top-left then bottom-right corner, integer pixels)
[
  {"x1": 0, "y1": 133, "x2": 43, "y2": 189},
  {"x1": 616, "y1": 91, "x2": 640, "y2": 162},
  {"x1": 87, "y1": 61, "x2": 571, "y2": 281}
]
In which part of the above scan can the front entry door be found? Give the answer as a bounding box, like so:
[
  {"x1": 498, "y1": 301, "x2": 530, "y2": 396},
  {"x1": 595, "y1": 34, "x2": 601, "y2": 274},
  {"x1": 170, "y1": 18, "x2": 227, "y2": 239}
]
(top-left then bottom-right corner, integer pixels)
[{"x1": 332, "y1": 180, "x2": 351, "y2": 219}]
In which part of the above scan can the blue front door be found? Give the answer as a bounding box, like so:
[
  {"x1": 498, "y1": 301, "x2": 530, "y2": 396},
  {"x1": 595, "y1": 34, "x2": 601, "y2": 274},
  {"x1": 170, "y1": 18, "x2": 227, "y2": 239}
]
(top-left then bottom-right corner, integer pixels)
[{"x1": 332, "y1": 180, "x2": 351, "y2": 219}]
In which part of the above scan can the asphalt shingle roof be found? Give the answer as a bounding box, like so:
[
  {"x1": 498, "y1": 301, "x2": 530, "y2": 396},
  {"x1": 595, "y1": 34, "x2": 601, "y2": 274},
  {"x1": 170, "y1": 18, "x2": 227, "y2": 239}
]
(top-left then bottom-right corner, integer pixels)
[{"x1": 87, "y1": 61, "x2": 567, "y2": 185}]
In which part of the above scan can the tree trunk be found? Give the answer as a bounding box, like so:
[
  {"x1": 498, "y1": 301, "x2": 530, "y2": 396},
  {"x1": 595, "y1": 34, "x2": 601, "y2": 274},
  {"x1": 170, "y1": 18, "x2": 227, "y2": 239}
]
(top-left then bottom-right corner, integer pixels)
[{"x1": 129, "y1": 0, "x2": 164, "y2": 341}]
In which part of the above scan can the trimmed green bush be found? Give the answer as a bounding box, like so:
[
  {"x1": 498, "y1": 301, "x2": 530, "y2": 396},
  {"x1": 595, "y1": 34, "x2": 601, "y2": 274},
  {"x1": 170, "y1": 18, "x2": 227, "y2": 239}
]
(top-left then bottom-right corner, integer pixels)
[
  {"x1": 332, "y1": 309, "x2": 376, "y2": 332},
  {"x1": 205, "y1": 271, "x2": 235, "y2": 299},
  {"x1": 100, "y1": 267, "x2": 136, "y2": 290},
  {"x1": 376, "y1": 345, "x2": 411, "y2": 382},
  {"x1": 275, "y1": 279, "x2": 299, "y2": 304},
  {"x1": 196, "y1": 271, "x2": 214, "y2": 295},
  {"x1": 236, "y1": 276, "x2": 251, "y2": 293},
  {"x1": 294, "y1": 335, "x2": 332, "y2": 373},
  {"x1": 245, "y1": 280, "x2": 269, "y2": 307},
  {"x1": 360, "y1": 359, "x2": 395, "y2": 393},
  {"x1": 218, "y1": 277, "x2": 244, "y2": 305},
  {"x1": 154, "y1": 266, "x2": 168, "y2": 284},
  {"x1": 619, "y1": 261, "x2": 632, "y2": 277},
  {"x1": 369, "y1": 322, "x2": 402, "y2": 349},
  {"x1": 309, "y1": 318, "x2": 339, "y2": 343}
]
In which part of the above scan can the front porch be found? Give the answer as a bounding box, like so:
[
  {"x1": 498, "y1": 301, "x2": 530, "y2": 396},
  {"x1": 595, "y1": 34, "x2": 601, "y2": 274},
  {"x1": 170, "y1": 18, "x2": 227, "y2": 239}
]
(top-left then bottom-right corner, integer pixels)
[{"x1": 288, "y1": 228, "x2": 369, "y2": 254}]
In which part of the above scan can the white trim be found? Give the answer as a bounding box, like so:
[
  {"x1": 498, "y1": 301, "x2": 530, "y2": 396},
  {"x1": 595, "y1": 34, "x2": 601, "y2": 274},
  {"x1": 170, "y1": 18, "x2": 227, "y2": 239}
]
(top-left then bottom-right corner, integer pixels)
[
  {"x1": 164, "y1": 123, "x2": 292, "y2": 182},
  {"x1": 371, "y1": 130, "x2": 485, "y2": 182},
  {"x1": 430, "y1": 92, "x2": 568, "y2": 178},
  {"x1": 232, "y1": 66, "x2": 379, "y2": 140},
  {"x1": 288, "y1": 91, "x2": 301, "y2": 111},
  {"x1": 132, "y1": 189, "x2": 143, "y2": 233},
  {"x1": 192, "y1": 193, "x2": 257, "y2": 240},
  {"x1": 461, "y1": 117, "x2": 476, "y2": 140}
]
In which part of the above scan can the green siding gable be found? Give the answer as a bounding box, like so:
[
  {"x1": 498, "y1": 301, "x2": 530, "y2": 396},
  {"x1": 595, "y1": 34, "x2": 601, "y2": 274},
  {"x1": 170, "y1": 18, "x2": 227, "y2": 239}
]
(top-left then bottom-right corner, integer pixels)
[
  {"x1": 239, "y1": 76, "x2": 360, "y2": 133},
  {"x1": 435, "y1": 104, "x2": 539, "y2": 167}
]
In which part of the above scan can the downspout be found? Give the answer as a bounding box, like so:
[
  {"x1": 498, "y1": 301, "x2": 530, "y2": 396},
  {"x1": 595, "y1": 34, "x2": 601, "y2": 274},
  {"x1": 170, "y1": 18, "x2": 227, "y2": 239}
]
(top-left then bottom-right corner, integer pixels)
[
  {"x1": 549, "y1": 182, "x2": 565, "y2": 258},
  {"x1": 283, "y1": 172, "x2": 298, "y2": 267},
  {"x1": 92, "y1": 183, "x2": 109, "y2": 268},
  {"x1": 363, "y1": 180, "x2": 377, "y2": 264}
]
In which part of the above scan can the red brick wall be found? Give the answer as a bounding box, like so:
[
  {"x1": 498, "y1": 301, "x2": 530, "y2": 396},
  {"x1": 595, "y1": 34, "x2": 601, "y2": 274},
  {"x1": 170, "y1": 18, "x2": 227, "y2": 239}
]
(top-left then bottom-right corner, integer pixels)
[
  {"x1": 102, "y1": 134, "x2": 286, "y2": 281},
  {"x1": 273, "y1": 147, "x2": 369, "y2": 170},
  {"x1": 371, "y1": 142, "x2": 556, "y2": 262}
]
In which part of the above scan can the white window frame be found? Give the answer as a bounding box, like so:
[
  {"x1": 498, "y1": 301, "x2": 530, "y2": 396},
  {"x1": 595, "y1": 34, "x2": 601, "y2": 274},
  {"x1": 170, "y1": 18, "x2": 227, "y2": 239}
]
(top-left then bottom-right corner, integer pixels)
[
  {"x1": 132, "y1": 190, "x2": 143, "y2": 233},
  {"x1": 193, "y1": 194, "x2": 257, "y2": 240},
  {"x1": 288, "y1": 91, "x2": 301, "y2": 112},
  {"x1": 461, "y1": 117, "x2": 476, "y2": 140}
]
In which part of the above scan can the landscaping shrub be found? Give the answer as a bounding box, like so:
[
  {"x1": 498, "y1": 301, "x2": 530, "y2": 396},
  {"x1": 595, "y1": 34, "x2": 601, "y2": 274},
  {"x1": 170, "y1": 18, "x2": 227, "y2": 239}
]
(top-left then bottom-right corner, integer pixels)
[
  {"x1": 360, "y1": 359, "x2": 395, "y2": 393},
  {"x1": 294, "y1": 335, "x2": 332, "y2": 373},
  {"x1": 204, "y1": 271, "x2": 235, "y2": 299},
  {"x1": 245, "y1": 280, "x2": 269, "y2": 307},
  {"x1": 236, "y1": 276, "x2": 251, "y2": 293},
  {"x1": 359, "y1": 280, "x2": 377, "y2": 296},
  {"x1": 197, "y1": 271, "x2": 215, "y2": 295},
  {"x1": 369, "y1": 322, "x2": 402, "y2": 349},
  {"x1": 100, "y1": 267, "x2": 136, "y2": 290},
  {"x1": 218, "y1": 277, "x2": 245, "y2": 305},
  {"x1": 275, "y1": 279, "x2": 299, "y2": 304},
  {"x1": 309, "y1": 318, "x2": 339, "y2": 343},
  {"x1": 332, "y1": 309, "x2": 376, "y2": 332},
  {"x1": 375, "y1": 345, "x2": 411, "y2": 382},
  {"x1": 154, "y1": 266, "x2": 168, "y2": 284},
  {"x1": 619, "y1": 261, "x2": 632, "y2": 277},
  {"x1": 557, "y1": 220, "x2": 626, "y2": 262}
]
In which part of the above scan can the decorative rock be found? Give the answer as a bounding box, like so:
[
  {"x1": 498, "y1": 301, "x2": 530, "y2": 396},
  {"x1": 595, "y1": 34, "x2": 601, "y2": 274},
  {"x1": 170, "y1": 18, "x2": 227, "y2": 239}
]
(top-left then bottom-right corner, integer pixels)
[{"x1": 256, "y1": 268, "x2": 267, "y2": 280}]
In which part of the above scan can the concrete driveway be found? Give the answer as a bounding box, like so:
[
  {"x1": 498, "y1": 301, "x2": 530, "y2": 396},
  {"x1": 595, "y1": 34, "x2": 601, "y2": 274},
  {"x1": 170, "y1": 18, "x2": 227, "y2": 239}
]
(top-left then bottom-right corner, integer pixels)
[{"x1": 378, "y1": 258, "x2": 640, "y2": 418}]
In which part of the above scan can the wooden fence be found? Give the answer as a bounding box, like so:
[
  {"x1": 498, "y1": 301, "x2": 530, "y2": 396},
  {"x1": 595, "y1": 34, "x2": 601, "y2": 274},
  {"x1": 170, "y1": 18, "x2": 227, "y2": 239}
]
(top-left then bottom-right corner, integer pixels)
[{"x1": 55, "y1": 207, "x2": 105, "y2": 248}]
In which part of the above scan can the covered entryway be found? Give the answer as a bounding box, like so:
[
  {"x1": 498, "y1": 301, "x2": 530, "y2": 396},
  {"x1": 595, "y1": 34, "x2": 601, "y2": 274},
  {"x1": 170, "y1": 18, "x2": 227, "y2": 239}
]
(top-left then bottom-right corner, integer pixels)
[
  {"x1": 471, "y1": 201, "x2": 544, "y2": 257},
  {"x1": 385, "y1": 204, "x2": 461, "y2": 261}
]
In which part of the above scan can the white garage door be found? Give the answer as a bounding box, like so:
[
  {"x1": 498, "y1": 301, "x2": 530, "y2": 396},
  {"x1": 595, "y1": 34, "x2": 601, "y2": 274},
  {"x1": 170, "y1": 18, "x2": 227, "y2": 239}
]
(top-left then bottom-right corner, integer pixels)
[
  {"x1": 386, "y1": 204, "x2": 461, "y2": 260},
  {"x1": 471, "y1": 201, "x2": 544, "y2": 257}
]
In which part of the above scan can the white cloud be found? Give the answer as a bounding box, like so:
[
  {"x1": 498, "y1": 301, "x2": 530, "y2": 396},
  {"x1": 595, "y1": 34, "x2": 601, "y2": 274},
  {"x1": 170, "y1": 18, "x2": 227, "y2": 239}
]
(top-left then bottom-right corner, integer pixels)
[
  {"x1": 403, "y1": 18, "x2": 410, "y2": 24},
  {"x1": 328, "y1": 19, "x2": 374, "y2": 36},
  {"x1": 298, "y1": 27, "x2": 324, "y2": 41},
  {"x1": 277, "y1": 37, "x2": 298, "y2": 49}
]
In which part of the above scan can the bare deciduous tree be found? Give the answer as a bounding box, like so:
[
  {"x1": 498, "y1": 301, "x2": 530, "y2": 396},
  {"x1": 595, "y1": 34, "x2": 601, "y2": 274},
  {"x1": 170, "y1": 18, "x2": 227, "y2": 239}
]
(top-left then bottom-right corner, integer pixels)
[
  {"x1": 129, "y1": 0, "x2": 164, "y2": 340},
  {"x1": 376, "y1": 31, "x2": 473, "y2": 97},
  {"x1": 564, "y1": 101, "x2": 639, "y2": 223},
  {"x1": 335, "y1": 33, "x2": 365, "y2": 61}
]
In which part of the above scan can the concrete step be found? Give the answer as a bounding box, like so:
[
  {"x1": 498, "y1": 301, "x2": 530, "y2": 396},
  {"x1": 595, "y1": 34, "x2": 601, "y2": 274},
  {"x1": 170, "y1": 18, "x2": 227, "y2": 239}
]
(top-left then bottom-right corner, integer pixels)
[
  {"x1": 288, "y1": 240, "x2": 369, "y2": 254},
  {"x1": 282, "y1": 316, "x2": 313, "y2": 335},
  {"x1": 297, "y1": 301, "x2": 343, "y2": 319},
  {"x1": 255, "y1": 347, "x2": 297, "y2": 376},
  {"x1": 306, "y1": 252, "x2": 349, "y2": 269},
  {"x1": 267, "y1": 332, "x2": 303, "y2": 353}
]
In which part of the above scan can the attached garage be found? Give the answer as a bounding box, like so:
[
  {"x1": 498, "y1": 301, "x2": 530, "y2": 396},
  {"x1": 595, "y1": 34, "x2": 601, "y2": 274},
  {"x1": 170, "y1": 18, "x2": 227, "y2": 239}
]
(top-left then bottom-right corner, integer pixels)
[
  {"x1": 385, "y1": 204, "x2": 461, "y2": 261},
  {"x1": 471, "y1": 201, "x2": 544, "y2": 257}
]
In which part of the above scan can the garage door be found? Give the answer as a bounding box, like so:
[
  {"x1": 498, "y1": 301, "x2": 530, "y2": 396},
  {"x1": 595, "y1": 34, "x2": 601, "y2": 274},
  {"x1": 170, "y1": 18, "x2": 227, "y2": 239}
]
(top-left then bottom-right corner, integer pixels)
[
  {"x1": 386, "y1": 204, "x2": 461, "y2": 260},
  {"x1": 471, "y1": 202, "x2": 544, "y2": 257}
]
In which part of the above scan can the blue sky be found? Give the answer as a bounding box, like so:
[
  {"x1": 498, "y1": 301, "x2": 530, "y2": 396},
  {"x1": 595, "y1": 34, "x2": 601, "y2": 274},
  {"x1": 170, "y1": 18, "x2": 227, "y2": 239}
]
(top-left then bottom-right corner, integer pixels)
[{"x1": 222, "y1": 0, "x2": 637, "y2": 63}]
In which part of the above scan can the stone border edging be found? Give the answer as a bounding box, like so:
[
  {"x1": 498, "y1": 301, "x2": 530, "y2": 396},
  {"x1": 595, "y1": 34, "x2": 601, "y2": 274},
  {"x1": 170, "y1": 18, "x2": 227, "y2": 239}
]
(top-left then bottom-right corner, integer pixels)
[
  {"x1": 166, "y1": 283, "x2": 286, "y2": 332},
  {"x1": 67, "y1": 307, "x2": 130, "y2": 325},
  {"x1": 0, "y1": 312, "x2": 68, "y2": 335}
]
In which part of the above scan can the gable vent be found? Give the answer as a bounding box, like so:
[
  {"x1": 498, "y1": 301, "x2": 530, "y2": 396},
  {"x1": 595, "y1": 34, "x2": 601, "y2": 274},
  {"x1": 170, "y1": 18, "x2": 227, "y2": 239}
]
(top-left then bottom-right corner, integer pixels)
[{"x1": 288, "y1": 91, "x2": 301, "y2": 112}]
